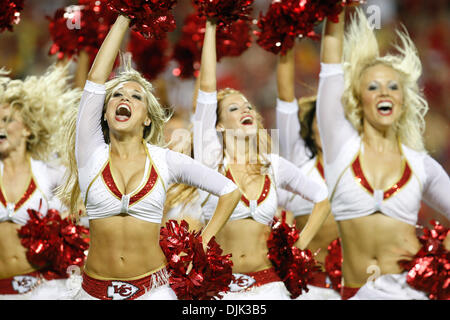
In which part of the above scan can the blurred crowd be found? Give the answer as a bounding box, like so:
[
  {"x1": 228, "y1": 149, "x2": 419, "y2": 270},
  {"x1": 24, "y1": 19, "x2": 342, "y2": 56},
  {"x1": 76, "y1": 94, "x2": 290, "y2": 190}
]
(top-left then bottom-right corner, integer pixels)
[{"x1": 0, "y1": 0, "x2": 448, "y2": 224}]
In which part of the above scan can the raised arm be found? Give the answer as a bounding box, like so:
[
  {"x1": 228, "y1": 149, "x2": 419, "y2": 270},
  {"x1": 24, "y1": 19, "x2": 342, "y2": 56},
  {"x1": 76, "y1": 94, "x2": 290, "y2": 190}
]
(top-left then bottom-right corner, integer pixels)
[
  {"x1": 192, "y1": 19, "x2": 222, "y2": 169},
  {"x1": 277, "y1": 48, "x2": 295, "y2": 102},
  {"x1": 74, "y1": 50, "x2": 90, "y2": 89},
  {"x1": 276, "y1": 47, "x2": 310, "y2": 166},
  {"x1": 75, "y1": 16, "x2": 130, "y2": 169},
  {"x1": 87, "y1": 15, "x2": 130, "y2": 84},
  {"x1": 320, "y1": 12, "x2": 345, "y2": 64},
  {"x1": 199, "y1": 19, "x2": 217, "y2": 93},
  {"x1": 317, "y1": 11, "x2": 357, "y2": 165}
]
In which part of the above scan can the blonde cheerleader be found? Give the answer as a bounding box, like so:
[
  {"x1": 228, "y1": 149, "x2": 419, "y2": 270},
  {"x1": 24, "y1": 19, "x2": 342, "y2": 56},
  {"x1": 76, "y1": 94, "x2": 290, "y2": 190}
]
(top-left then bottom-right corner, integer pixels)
[{"x1": 317, "y1": 8, "x2": 450, "y2": 299}]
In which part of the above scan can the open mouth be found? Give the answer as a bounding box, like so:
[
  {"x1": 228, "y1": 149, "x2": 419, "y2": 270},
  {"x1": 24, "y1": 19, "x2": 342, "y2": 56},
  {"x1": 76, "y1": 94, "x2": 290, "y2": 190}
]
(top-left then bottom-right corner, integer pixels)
[
  {"x1": 376, "y1": 100, "x2": 393, "y2": 116},
  {"x1": 115, "y1": 103, "x2": 132, "y2": 122},
  {"x1": 240, "y1": 115, "x2": 254, "y2": 126},
  {"x1": 0, "y1": 132, "x2": 7, "y2": 143}
]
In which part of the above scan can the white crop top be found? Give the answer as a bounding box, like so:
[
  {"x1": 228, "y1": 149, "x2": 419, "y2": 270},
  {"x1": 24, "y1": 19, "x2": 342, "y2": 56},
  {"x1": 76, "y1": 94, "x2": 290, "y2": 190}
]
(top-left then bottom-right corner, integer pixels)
[
  {"x1": 0, "y1": 158, "x2": 66, "y2": 225},
  {"x1": 193, "y1": 90, "x2": 328, "y2": 226},
  {"x1": 316, "y1": 63, "x2": 450, "y2": 226},
  {"x1": 276, "y1": 98, "x2": 328, "y2": 217},
  {"x1": 76, "y1": 81, "x2": 237, "y2": 224}
]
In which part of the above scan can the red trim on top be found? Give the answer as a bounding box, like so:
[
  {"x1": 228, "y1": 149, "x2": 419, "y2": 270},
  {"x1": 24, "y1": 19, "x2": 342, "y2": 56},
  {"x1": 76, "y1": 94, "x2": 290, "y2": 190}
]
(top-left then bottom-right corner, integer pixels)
[
  {"x1": 225, "y1": 169, "x2": 271, "y2": 207},
  {"x1": 129, "y1": 165, "x2": 158, "y2": 205},
  {"x1": 383, "y1": 163, "x2": 412, "y2": 200},
  {"x1": 15, "y1": 178, "x2": 37, "y2": 211},
  {"x1": 351, "y1": 156, "x2": 374, "y2": 195},
  {"x1": 352, "y1": 155, "x2": 412, "y2": 199},
  {"x1": 0, "y1": 187, "x2": 6, "y2": 207},
  {"x1": 316, "y1": 159, "x2": 325, "y2": 180},
  {"x1": 102, "y1": 163, "x2": 122, "y2": 200},
  {"x1": 102, "y1": 162, "x2": 159, "y2": 205},
  {"x1": 0, "y1": 178, "x2": 37, "y2": 211}
]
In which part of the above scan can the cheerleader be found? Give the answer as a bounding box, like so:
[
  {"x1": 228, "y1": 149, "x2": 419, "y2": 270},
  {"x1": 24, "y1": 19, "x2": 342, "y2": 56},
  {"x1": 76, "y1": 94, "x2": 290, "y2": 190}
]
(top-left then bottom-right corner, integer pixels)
[
  {"x1": 163, "y1": 81, "x2": 206, "y2": 233},
  {"x1": 163, "y1": 121, "x2": 205, "y2": 232},
  {"x1": 317, "y1": 8, "x2": 450, "y2": 299},
  {"x1": 193, "y1": 18, "x2": 331, "y2": 300},
  {"x1": 276, "y1": 47, "x2": 341, "y2": 300},
  {"x1": 0, "y1": 65, "x2": 79, "y2": 299},
  {"x1": 61, "y1": 15, "x2": 241, "y2": 300}
]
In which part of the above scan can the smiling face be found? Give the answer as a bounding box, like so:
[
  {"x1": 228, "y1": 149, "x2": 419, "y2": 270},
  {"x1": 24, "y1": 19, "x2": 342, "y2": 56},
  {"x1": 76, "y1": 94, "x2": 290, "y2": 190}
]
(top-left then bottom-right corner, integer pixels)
[
  {"x1": 217, "y1": 92, "x2": 258, "y2": 136},
  {"x1": 0, "y1": 103, "x2": 30, "y2": 156},
  {"x1": 104, "y1": 81, "x2": 151, "y2": 139},
  {"x1": 359, "y1": 63, "x2": 404, "y2": 132}
]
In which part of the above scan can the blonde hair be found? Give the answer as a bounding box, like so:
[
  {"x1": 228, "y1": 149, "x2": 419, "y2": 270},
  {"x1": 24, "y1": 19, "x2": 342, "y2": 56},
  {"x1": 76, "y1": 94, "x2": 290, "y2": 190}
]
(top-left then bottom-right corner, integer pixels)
[
  {"x1": 60, "y1": 54, "x2": 171, "y2": 220},
  {"x1": 163, "y1": 125, "x2": 199, "y2": 214},
  {"x1": 163, "y1": 183, "x2": 199, "y2": 215},
  {"x1": 2, "y1": 64, "x2": 81, "y2": 161},
  {"x1": 217, "y1": 88, "x2": 272, "y2": 174},
  {"x1": 102, "y1": 54, "x2": 170, "y2": 146},
  {"x1": 342, "y1": 8, "x2": 428, "y2": 151},
  {"x1": 0, "y1": 68, "x2": 10, "y2": 98}
]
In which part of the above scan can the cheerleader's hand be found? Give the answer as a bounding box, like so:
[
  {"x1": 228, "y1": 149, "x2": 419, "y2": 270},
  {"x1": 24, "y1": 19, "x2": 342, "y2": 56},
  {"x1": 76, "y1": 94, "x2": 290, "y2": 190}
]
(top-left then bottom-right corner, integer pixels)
[{"x1": 185, "y1": 240, "x2": 209, "y2": 275}]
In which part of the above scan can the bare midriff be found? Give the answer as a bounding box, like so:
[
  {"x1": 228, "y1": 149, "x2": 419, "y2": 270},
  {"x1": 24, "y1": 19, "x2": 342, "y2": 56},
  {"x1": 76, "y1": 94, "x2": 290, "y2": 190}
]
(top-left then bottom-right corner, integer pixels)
[
  {"x1": 0, "y1": 221, "x2": 37, "y2": 279},
  {"x1": 213, "y1": 218, "x2": 273, "y2": 274},
  {"x1": 85, "y1": 215, "x2": 167, "y2": 280},
  {"x1": 338, "y1": 212, "x2": 420, "y2": 288}
]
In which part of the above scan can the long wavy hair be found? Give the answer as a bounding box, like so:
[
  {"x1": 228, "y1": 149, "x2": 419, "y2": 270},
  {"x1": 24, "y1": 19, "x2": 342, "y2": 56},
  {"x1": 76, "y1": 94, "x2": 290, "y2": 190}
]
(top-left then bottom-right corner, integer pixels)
[
  {"x1": 342, "y1": 8, "x2": 428, "y2": 151},
  {"x1": 59, "y1": 54, "x2": 171, "y2": 220},
  {"x1": 2, "y1": 64, "x2": 81, "y2": 162},
  {"x1": 163, "y1": 127, "x2": 200, "y2": 216}
]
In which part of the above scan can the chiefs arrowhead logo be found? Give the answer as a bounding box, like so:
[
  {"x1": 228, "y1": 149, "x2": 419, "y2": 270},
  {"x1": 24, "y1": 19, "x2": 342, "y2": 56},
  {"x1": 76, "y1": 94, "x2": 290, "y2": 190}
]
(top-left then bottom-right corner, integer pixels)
[
  {"x1": 229, "y1": 274, "x2": 256, "y2": 292},
  {"x1": 12, "y1": 275, "x2": 39, "y2": 294},
  {"x1": 107, "y1": 281, "x2": 140, "y2": 300}
]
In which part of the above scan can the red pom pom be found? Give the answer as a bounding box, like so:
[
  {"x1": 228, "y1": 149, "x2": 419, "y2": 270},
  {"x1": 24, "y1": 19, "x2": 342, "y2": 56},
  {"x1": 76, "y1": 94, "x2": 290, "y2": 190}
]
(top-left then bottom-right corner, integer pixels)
[
  {"x1": 192, "y1": 0, "x2": 254, "y2": 26},
  {"x1": 0, "y1": 0, "x2": 24, "y2": 33},
  {"x1": 172, "y1": 13, "x2": 252, "y2": 79},
  {"x1": 18, "y1": 209, "x2": 90, "y2": 279},
  {"x1": 107, "y1": 0, "x2": 177, "y2": 39},
  {"x1": 255, "y1": 0, "x2": 358, "y2": 55},
  {"x1": 159, "y1": 220, "x2": 233, "y2": 300},
  {"x1": 255, "y1": 0, "x2": 316, "y2": 55},
  {"x1": 398, "y1": 220, "x2": 450, "y2": 300},
  {"x1": 216, "y1": 19, "x2": 252, "y2": 60},
  {"x1": 127, "y1": 31, "x2": 170, "y2": 80},
  {"x1": 47, "y1": 2, "x2": 117, "y2": 60},
  {"x1": 267, "y1": 211, "x2": 319, "y2": 298},
  {"x1": 325, "y1": 237, "x2": 343, "y2": 292},
  {"x1": 171, "y1": 14, "x2": 203, "y2": 79}
]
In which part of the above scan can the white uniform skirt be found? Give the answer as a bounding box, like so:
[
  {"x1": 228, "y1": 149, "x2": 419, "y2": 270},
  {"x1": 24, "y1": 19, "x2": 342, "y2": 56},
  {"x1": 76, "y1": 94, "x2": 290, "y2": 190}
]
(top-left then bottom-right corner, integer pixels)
[{"x1": 350, "y1": 273, "x2": 429, "y2": 300}]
